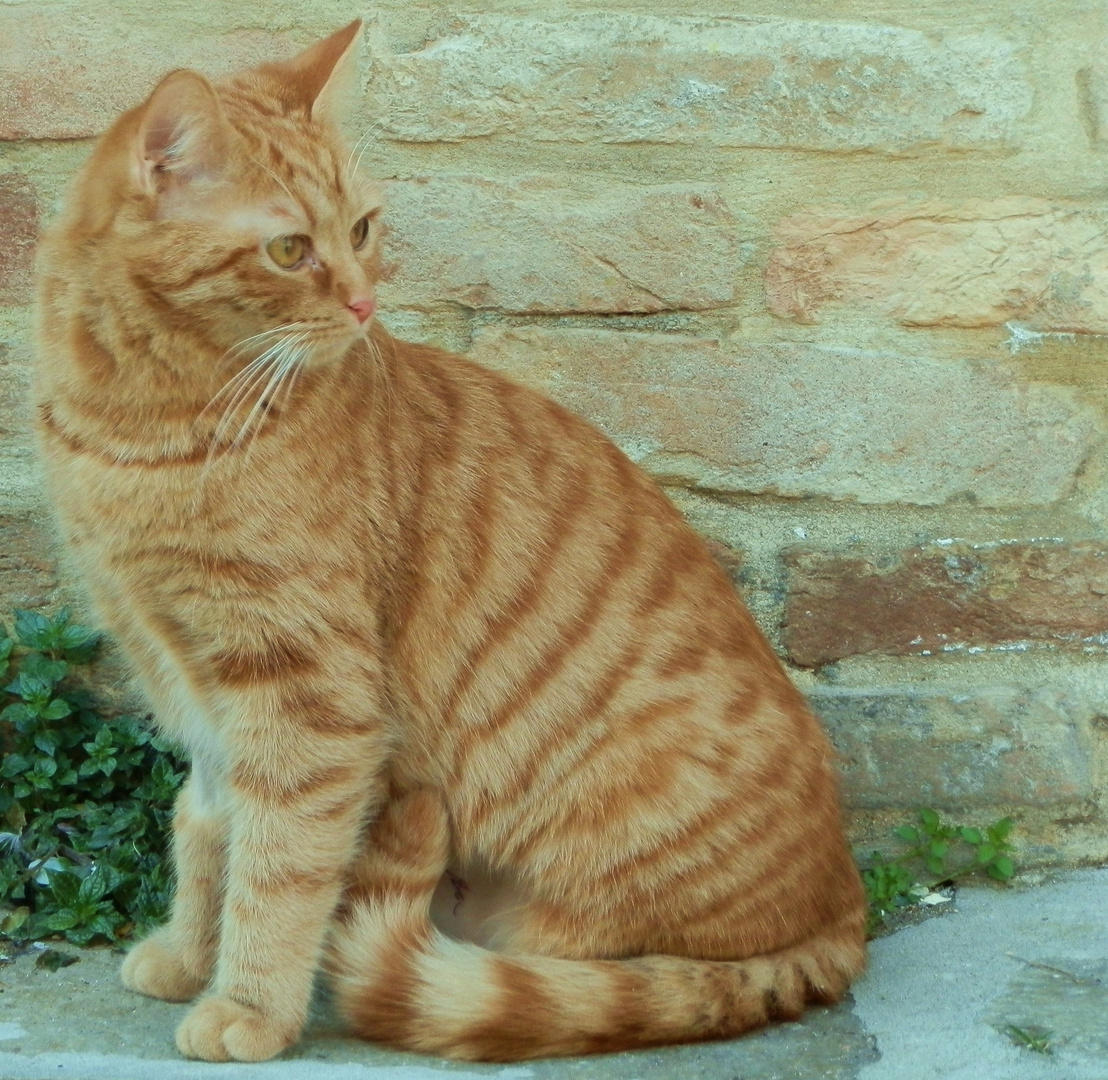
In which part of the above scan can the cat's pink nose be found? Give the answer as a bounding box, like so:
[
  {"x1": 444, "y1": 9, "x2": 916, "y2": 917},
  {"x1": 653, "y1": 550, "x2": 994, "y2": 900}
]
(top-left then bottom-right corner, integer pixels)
[{"x1": 347, "y1": 297, "x2": 376, "y2": 324}]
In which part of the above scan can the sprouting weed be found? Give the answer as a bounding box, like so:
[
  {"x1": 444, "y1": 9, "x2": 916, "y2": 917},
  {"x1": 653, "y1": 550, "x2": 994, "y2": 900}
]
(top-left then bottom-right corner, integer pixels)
[{"x1": 862, "y1": 808, "x2": 1017, "y2": 933}]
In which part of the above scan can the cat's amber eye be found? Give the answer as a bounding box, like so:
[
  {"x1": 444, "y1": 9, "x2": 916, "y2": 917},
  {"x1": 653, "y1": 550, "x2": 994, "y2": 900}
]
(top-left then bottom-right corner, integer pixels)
[
  {"x1": 350, "y1": 213, "x2": 374, "y2": 251},
  {"x1": 266, "y1": 234, "x2": 309, "y2": 269}
]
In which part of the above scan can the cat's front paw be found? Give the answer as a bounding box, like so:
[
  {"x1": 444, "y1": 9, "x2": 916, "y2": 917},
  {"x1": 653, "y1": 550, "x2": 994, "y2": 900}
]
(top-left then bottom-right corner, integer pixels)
[
  {"x1": 121, "y1": 931, "x2": 210, "y2": 1002},
  {"x1": 176, "y1": 995, "x2": 296, "y2": 1062}
]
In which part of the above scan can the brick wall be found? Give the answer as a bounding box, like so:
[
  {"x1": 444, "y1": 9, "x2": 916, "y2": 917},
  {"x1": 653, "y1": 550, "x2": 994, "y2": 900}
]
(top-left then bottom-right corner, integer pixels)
[{"x1": 3, "y1": 1, "x2": 1107, "y2": 865}]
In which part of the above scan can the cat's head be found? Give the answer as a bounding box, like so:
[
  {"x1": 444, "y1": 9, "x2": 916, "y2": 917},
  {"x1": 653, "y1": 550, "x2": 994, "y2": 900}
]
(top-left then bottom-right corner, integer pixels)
[{"x1": 56, "y1": 20, "x2": 381, "y2": 371}]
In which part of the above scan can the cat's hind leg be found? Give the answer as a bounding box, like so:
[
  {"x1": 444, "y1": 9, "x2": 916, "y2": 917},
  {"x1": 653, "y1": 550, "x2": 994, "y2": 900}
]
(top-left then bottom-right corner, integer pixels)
[
  {"x1": 326, "y1": 789, "x2": 452, "y2": 1042},
  {"x1": 337, "y1": 788, "x2": 450, "y2": 914}
]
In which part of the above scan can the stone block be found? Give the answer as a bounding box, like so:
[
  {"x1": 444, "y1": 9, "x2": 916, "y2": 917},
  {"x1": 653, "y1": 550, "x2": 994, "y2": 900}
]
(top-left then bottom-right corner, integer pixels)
[
  {"x1": 784, "y1": 541, "x2": 1108, "y2": 668},
  {"x1": 467, "y1": 328, "x2": 1100, "y2": 507},
  {"x1": 0, "y1": 174, "x2": 38, "y2": 306},
  {"x1": 702, "y1": 539, "x2": 744, "y2": 588},
  {"x1": 766, "y1": 198, "x2": 1108, "y2": 332},
  {"x1": 813, "y1": 686, "x2": 1094, "y2": 809},
  {"x1": 0, "y1": 339, "x2": 41, "y2": 516},
  {"x1": 0, "y1": 516, "x2": 58, "y2": 611},
  {"x1": 0, "y1": 8, "x2": 349, "y2": 140},
  {"x1": 379, "y1": 177, "x2": 737, "y2": 313},
  {"x1": 1078, "y1": 62, "x2": 1108, "y2": 146},
  {"x1": 364, "y1": 15, "x2": 1030, "y2": 151}
]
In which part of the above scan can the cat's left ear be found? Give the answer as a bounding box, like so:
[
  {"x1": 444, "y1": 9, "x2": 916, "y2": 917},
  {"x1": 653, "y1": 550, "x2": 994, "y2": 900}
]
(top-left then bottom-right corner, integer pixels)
[
  {"x1": 277, "y1": 19, "x2": 363, "y2": 120},
  {"x1": 135, "y1": 70, "x2": 232, "y2": 196}
]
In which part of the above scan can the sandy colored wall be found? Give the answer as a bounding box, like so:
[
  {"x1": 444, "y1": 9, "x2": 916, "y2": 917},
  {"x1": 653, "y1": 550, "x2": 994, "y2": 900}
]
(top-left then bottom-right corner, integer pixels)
[{"x1": 2, "y1": 0, "x2": 1108, "y2": 864}]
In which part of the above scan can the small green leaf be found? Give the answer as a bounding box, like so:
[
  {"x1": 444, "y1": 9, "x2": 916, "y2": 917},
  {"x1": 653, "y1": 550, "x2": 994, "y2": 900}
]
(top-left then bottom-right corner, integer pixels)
[
  {"x1": 19, "y1": 653, "x2": 69, "y2": 685},
  {"x1": 43, "y1": 867, "x2": 82, "y2": 906},
  {"x1": 989, "y1": 817, "x2": 1014, "y2": 842},
  {"x1": 34, "y1": 730, "x2": 63, "y2": 756},
  {"x1": 959, "y1": 827, "x2": 983, "y2": 845},
  {"x1": 13, "y1": 609, "x2": 50, "y2": 649},
  {"x1": 1, "y1": 754, "x2": 31, "y2": 779},
  {"x1": 40, "y1": 699, "x2": 73, "y2": 721},
  {"x1": 976, "y1": 843, "x2": 997, "y2": 864},
  {"x1": 895, "y1": 826, "x2": 920, "y2": 843},
  {"x1": 919, "y1": 809, "x2": 940, "y2": 833},
  {"x1": 0, "y1": 702, "x2": 35, "y2": 726},
  {"x1": 43, "y1": 908, "x2": 80, "y2": 931}
]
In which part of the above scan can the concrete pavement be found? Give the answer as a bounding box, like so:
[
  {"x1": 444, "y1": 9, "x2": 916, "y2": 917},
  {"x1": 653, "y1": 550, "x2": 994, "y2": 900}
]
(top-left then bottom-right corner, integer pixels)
[{"x1": 1, "y1": 869, "x2": 1105, "y2": 1080}]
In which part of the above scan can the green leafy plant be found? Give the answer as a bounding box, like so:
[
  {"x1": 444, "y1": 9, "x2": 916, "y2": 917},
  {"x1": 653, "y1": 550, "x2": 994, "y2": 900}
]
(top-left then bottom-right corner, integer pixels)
[
  {"x1": 894, "y1": 809, "x2": 1016, "y2": 883},
  {"x1": 860, "y1": 851, "x2": 925, "y2": 920},
  {"x1": 862, "y1": 809, "x2": 1017, "y2": 931},
  {"x1": 0, "y1": 608, "x2": 185, "y2": 946}
]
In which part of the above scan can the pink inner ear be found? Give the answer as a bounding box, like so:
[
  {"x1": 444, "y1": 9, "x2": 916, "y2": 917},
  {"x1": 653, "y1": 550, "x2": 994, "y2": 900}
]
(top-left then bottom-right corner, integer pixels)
[{"x1": 137, "y1": 70, "x2": 228, "y2": 190}]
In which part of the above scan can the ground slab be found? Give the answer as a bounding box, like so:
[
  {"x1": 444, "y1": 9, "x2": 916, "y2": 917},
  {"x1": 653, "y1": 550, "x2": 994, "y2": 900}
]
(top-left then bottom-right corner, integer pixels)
[{"x1": 0, "y1": 869, "x2": 1105, "y2": 1080}]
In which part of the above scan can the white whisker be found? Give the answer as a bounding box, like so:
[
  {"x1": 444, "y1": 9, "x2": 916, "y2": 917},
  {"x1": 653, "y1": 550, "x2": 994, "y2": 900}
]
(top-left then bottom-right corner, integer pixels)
[
  {"x1": 212, "y1": 321, "x2": 308, "y2": 374},
  {"x1": 234, "y1": 352, "x2": 296, "y2": 450},
  {"x1": 203, "y1": 339, "x2": 290, "y2": 423},
  {"x1": 204, "y1": 331, "x2": 310, "y2": 455},
  {"x1": 348, "y1": 121, "x2": 385, "y2": 180},
  {"x1": 250, "y1": 156, "x2": 298, "y2": 205},
  {"x1": 241, "y1": 343, "x2": 311, "y2": 459}
]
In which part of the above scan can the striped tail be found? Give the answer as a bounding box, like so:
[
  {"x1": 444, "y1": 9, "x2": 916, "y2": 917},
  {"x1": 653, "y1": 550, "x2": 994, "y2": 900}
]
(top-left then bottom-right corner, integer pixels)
[
  {"x1": 328, "y1": 902, "x2": 864, "y2": 1061},
  {"x1": 325, "y1": 792, "x2": 865, "y2": 1062}
]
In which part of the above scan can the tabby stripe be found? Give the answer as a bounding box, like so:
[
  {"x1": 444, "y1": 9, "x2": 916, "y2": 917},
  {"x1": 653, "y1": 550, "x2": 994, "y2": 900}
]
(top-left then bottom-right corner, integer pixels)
[
  {"x1": 465, "y1": 640, "x2": 647, "y2": 831},
  {"x1": 435, "y1": 458, "x2": 590, "y2": 735},
  {"x1": 590, "y1": 784, "x2": 754, "y2": 887},
  {"x1": 460, "y1": 959, "x2": 561, "y2": 1061},
  {"x1": 553, "y1": 693, "x2": 695, "y2": 795},
  {"x1": 451, "y1": 518, "x2": 645, "y2": 783},
  {"x1": 465, "y1": 453, "x2": 643, "y2": 737},
  {"x1": 228, "y1": 762, "x2": 356, "y2": 803},
  {"x1": 344, "y1": 923, "x2": 429, "y2": 1046},
  {"x1": 37, "y1": 402, "x2": 210, "y2": 468},
  {"x1": 680, "y1": 819, "x2": 821, "y2": 928},
  {"x1": 391, "y1": 359, "x2": 465, "y2": 635},
  {"x1": 161, "y1": 247, "x2": 254, "y2": 292},
  {"x1": 210, "y1": 636, "x2": 319, "y2": 686},
  {"x1": 249, "y1": 867, "x2": 340, "y2": 898}
]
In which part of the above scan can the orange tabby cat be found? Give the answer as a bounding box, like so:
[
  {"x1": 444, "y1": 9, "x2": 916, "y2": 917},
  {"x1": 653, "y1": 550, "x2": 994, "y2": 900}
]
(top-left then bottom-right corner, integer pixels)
[{"x1": 33, "y1": 21, "x2": 866, "y2": 1064}]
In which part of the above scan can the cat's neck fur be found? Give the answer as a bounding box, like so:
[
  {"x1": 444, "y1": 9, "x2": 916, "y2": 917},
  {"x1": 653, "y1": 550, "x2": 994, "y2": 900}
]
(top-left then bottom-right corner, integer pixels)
[{"x1": 36, "y1": 248, "x2": 369, "y2": 466}]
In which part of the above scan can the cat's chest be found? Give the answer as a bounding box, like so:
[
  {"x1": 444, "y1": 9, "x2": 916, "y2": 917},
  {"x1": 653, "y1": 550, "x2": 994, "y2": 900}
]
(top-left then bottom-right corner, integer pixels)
[{"x1": 49, "y1": 438, "x2": 337, "y2": 568}]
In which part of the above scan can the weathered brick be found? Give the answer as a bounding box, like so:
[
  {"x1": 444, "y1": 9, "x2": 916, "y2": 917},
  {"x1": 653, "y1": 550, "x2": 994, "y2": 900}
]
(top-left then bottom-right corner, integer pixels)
[
  {"x1": 813, "y1": 687, "x2": 1094, "y2": 809},
  {"x1": 365, "y1": 15, "x2": 1030, "y2": 151},
  {"x1": 0, "y1": 9, "x2": 346, "y2": 139},
  {"x1": 467, "y1": 328, "x2": 1100, "y2": 507},
  {"x1": 1078, "y1": 62, "x2": 1108, "y2": 146},
  {"x1": 702, "y1": 539, "x2": 744, "y2": 588},
  {"x1": 0, "y1": 174, "x2": 38, "y2": 305},
  {"x1": 766, "y1": 198, "x2": 1108, "y2": 332},
  {"x1": 785, "y1": 541, "x2": 1108, "y2": 668},
  {"x1": 0, "y1": 340, "x2": 40, "y2": 516},
  {"x1": 0, "y1": 516, "x2": 58, "y2": 611},
  {"x1": 379, "y1": 177, "x2": 737, "y2": 314}
]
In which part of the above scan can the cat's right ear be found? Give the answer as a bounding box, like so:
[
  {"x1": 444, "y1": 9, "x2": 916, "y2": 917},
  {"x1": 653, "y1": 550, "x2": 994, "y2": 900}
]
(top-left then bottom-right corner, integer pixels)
[{"x1": 134, "y1": 70, "x2": 231, "y2": 197}]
